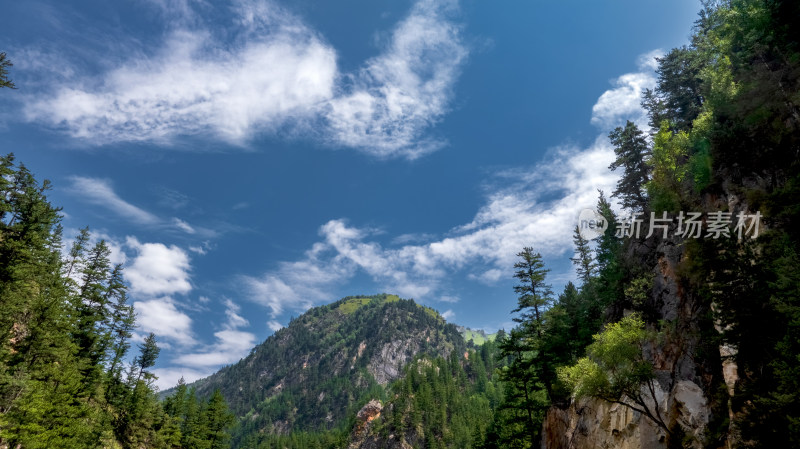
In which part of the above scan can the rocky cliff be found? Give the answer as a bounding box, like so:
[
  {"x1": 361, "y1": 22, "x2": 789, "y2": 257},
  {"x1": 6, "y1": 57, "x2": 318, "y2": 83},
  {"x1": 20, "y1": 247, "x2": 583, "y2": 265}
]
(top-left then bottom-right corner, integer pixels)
[{"x1": 542, "y1": 193, "x2": 759, "y2": 448}]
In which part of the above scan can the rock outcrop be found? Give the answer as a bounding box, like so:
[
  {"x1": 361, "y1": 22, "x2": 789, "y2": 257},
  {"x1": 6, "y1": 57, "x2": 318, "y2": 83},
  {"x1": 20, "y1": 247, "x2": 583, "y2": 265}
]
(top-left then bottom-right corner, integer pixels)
[{"x1": 542, "y1": 222, "x2": 727, "y2": 448}]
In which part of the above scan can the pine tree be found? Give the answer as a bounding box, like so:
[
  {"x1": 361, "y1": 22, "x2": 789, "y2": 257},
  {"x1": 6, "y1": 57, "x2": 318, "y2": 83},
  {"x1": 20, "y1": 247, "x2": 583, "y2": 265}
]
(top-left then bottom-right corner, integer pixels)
[
  {"x1": 571, "y1": 225, "x2": 597, "y2": 284},
  {"x1": 0, "y1": 153, "x2": 195, "y2": 448},
  {"x1": 512, "y1": 247, "x2": 553, "y2": 340},
  {"x1": 205, "y1": 389, "x2": 235, "y2": 449},
  {"x1": 0, "y1": 52, "x2": 15, "y2": 89},
  {"x1": 134, "y1": 333, "x2": 160, "y2": 386},
  {"x1": 608, "y1": 121, "x2": 650, "y2": 211},
  {"x1": 106, "y1": 264, "x2": 135, "y2": 385},
  {"x1": 643, "y1": 47, "x2": 705, "y2": 131},
  {"x1": 64, "y1": 226, "x2": 89, "y2": 282},
  {"x1": 495, "y1": 329, "x2": 541, "y2": 449},
  {"x1": 74, "y1": 240, "x2": 113, "y2": 390},
  {"x1": 490, "y1": 247, "x2": 555, "y2": 448}
]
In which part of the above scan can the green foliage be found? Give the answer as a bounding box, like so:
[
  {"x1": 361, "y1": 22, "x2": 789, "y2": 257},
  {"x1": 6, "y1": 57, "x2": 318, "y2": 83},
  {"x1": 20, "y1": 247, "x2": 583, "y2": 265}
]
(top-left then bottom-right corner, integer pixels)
[
  {"x1": 460, "y1": 328, "x2": 497, "y2": 345},
  {"x1": 608, "y1": 120, "x2": 651, "y2": 211},
  {"x1": 648, "y1": 0, "x2": 800, "y2": 445},
  {"x1": 369, "y1": 342, "x2": 502, "y2": 449},
  {"x1": 570, "y1": 226, "x2": 597, "y2": 284},
  {"x1": 558, "y1": 314, "x2": 669, "y2": 433},
  {"x1": 0, "y1": 52, "x2": 15, "y2": 89},
  {"x1": 0, "y1": 154, "x2": 233, "y2": 448},
  {"x1": 162, "y1": 384, "x2": 235, "y2": 449},
  {"x1": 336, "y1": 296, "x2": 373, "y2": 314},
  {"x1": 642, "y1": 46, "x2": 706, "y2": 131},
  {"x1": 624, "y1": 273, "x2": 653, "y2": 310},
  {"x1": 646, "y1": 121, "x2": 690, "y2": 212},
  {"x1": 511, "y1": 247, "x2": 553, "y2": 338}
]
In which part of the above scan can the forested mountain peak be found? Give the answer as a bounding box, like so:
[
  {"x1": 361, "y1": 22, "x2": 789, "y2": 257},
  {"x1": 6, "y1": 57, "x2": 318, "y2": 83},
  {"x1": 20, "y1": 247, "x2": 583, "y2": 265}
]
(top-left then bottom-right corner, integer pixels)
[{"x1": 181, "y1": 294, "x2": 467, "y2": 446}]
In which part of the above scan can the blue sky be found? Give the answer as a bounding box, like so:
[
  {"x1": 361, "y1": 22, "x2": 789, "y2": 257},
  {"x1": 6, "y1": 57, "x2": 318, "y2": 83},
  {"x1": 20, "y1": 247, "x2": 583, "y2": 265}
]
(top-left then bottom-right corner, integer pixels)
[{"x1": 1, "y1": 0, "x2": 700, "y2": 389}]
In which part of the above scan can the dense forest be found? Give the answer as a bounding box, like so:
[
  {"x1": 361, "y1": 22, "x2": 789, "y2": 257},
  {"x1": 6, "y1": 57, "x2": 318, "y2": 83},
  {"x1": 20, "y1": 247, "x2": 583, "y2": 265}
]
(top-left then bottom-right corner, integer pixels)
[
  {"x1": 0, "y1": 152, "x2": 236, "y2": 448},
  {"x1": 2, "y1": 0, "x2": 800, "y2": 447}
]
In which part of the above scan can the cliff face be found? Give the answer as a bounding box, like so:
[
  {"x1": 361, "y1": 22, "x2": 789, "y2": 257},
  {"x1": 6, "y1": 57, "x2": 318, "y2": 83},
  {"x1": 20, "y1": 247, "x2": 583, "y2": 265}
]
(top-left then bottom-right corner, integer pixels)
[
  {"x1": 542, "y1": 221, "x2": 732, "y2": 449},
  {"x1": 542, "y1": 381, "x2": 709, "y2": 449}
]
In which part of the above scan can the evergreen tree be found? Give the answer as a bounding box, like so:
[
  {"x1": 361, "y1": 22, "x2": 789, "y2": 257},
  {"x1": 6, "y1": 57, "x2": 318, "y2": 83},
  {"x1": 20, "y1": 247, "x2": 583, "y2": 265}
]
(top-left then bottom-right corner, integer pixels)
[
  {"x1": 64, "y1": 226, "x2": 89, "y2": 282},
  {"x1": 495, "y1": 329, "x2": 542, "y2": 449},
  {"x1": 607, "y1": 120, "x2": 650, "y2": 211},
  {"x1": 570, "y1": 226, "x2": 597, "y2": 284},
  {"x1": 134, "y1": 332, "x2": 160, "y2": 385},
  {"x1": 205, "y1": 389, "x2": 235, "y2": 449},
  {"x1": 511, "y1": 248, "x2": 556, "y2": 397},
  {"x1": 0, "y1": 52, "x2": 15, "y2": 89},
  {"x1": 0, "y1": 153, "x2": 237, "y2": 448},
  {"x1": 511, "y1": 247, "x2": 553, "y2": 340},
  {"x1": 642, "y1": 47, "x2": 705, "y2": 131}
]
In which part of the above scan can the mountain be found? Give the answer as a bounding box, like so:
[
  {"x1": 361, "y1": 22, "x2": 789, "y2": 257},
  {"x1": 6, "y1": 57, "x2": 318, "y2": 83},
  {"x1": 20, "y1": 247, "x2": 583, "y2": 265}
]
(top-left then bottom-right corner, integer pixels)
[
  {"x1": 457, "y1": 326, "x2": 497, "y2": 345},
  {"x1": 180, "y1": 294, "x2": 468, "y2": 447}
]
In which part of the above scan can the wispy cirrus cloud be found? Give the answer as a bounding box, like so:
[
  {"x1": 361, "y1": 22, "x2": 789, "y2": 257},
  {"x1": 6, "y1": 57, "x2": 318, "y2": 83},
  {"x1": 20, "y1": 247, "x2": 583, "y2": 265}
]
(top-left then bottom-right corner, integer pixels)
[
  {"x1": 65, "y1": 176, "x2": 217, "y2": 237},
  {"x1": 68, "y1": 176, "x2": 159, "y2": 225},
  {"x1": 22, "y1": 0, "x2": 467, "y2": 159}
]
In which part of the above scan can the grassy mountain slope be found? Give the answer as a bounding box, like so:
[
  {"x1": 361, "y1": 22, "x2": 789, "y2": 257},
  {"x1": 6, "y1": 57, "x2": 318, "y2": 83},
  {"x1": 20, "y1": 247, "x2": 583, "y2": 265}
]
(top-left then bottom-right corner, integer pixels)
[{"x1": 457, "y1": 326, "x2": 497, "y2": 345}]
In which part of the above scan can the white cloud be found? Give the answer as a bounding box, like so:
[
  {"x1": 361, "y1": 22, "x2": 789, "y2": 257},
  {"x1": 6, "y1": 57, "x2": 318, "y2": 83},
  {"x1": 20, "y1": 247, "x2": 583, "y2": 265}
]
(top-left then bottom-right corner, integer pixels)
[
  {"x1": 152, "y1": 366, "x2": 213, "y2": 391},
  {"x1": 65, "y1": 178, "x2": 214, "y2": 237},
  {"x1": 168, "y1": 299, "x2": 256, "y2": 368},
  {"x1": 223, "y1": 298, "x2": 250, "y2": 329},
  {"x1": 67, "y1": 177, "x2": 159, "y2": 224},
  {"x1": 637, "y1": 49, "x2": 663, "y2": 72},
  {"x1": 590, "y1": 49, "x2": 662, "y2": 131},
  {"x1": 26, "y1": 23, "x2": 335, "y2": 145},
  {"x1": 439, "y1": 295, "x2": 460, "y2": 303},
  {"x1": 324, "y1": 0, "x2": 467, "y2": 158},
  {"x1": 188, "y1": 245, "x2": 207, "y2": 255},
  {"x1": 172, "y1": 218, "x2": 196, "y2": 234},
  {"x1": 441, "y1": 309, "x2": 455, "y2": 321},
  {"x1": 125, "y1": 237, "x2": 192, "y2": 297},
  {"x1": 241, "y1": 137, "x2": 616, "y2": 311},
  {"x1": 153, "y1": 297, "x2": 257, "y2": 387},
  {"x1": 469, "y1": 268, "x2": 503, "y2": 284},
  {"x1": 240, "y1": 241, "x2": 354, "y2": 317},
  {"x1": 134, "y1": 297, "x2": 195, "y2": 346},
  {"x1": 267, "y1": 320, "x2": 284, "y2": 332},
  {"x1": 171, "y1": 329, "x2": 256, "y2": 368},
  {"x1": 24, "y1": 0, "x2": 467, "y2": 159},
  {"x1": 240, "y1": 51, "x2": 661, "y2": 310}
]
